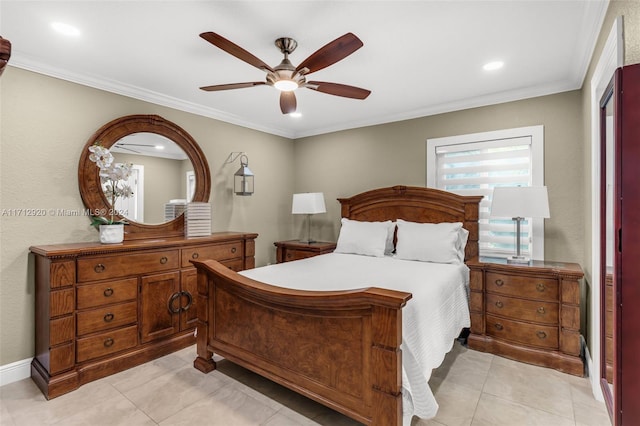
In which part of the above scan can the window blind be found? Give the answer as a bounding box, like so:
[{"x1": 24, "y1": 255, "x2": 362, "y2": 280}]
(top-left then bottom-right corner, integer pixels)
[{"x1": 434, "y1": 136, "x2": 534, "y2": 257}]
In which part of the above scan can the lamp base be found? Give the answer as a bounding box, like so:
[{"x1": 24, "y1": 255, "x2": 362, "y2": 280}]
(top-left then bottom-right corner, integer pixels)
[
  {"x1": 298, "y1": 239, "x2": 317, "y2": 244},
  {"x1": 506, "y1": 255, "x2": 531, "y2": 265}
]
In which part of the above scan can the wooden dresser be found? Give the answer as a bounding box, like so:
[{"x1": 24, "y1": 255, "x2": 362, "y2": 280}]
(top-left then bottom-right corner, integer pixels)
[
  {"x1": 274, "y1": 240, "x2": 336, "y2": 263},
  {"x1": 466, "y1": 257, "x2": 584, "y2": 376},
  {"x1": 29, "y1": 231, "x2": 257, "y2": 399}
]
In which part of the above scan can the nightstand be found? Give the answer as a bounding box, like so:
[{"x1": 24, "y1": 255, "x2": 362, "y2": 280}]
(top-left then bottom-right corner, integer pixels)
[
  {"x1": 466, "y1": 257, "x2": 584, "y2": 376},
  {"x1": 274, "y1": 240, "x2": 336, "y2": 263}
]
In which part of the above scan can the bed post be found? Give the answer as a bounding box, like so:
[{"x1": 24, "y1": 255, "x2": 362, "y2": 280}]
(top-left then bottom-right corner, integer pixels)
[
  {"x1": 370, "y1": 298, "x2": 404, "y2": 425},
  {"x1": 193, "y1": 267, "x2": 216, "y2": 373}
]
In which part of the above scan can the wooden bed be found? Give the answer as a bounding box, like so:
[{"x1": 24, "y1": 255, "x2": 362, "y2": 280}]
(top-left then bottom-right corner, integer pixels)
[{"x1": 192, "y1": 186, "x2": 482, "y2": 425}]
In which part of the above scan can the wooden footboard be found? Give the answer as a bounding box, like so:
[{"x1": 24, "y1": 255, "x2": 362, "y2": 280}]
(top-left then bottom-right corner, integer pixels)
[{"x1": 192, "y1": 259, "x2": 412, "y2": 425}]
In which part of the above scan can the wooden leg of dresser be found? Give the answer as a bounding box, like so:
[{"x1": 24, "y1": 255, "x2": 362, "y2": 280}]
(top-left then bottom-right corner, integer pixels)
[{"x1": 30, "y1": 359, "x2": 79, "y2": 400}]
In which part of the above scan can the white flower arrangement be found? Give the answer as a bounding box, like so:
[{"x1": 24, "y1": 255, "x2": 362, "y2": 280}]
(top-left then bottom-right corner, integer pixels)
[{"x1": 88, "y1": 143, "x2": 134, "y2": 228}]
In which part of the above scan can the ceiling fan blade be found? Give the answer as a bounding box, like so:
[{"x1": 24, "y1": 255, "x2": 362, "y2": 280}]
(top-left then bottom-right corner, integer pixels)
[
  {"x1": 295, "y1": 33, "x2": 363, "y2": 75},
  {"x1": 200, "y1": 32, "x2": 274, "y2": 73},
  {"x1": 280, "y1": 91, "x2": 297, "y2": 114},
  {"x1": 200, "y1": 82, "x2": 266, "y2": 91},
  {"x1": 306, "y1": 81, "x2": 371, "y2": 99}
]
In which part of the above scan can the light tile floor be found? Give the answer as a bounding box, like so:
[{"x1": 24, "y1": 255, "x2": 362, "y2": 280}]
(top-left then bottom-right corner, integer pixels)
[{"x1": 0, "y1": 343, "x2": 610, "y2": 426}]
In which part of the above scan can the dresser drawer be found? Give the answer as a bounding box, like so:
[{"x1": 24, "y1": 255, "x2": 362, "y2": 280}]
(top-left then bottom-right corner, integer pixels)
[
  {"x1": 283, "y1": 249, "x2": 317, "y2": 262},
  {"x1": 77, "y1": 301, "x2": 137, "y2": 336},
  {"x1": 486, "y1": 314, "x2": 558, "y2": 349},
  {"x1": 76, "y1": 325, "x2": 138, "y2": 363},
  {"x1": 76, "y1": 278, "x2": 137, "y2": 310},
  {"x1": 181, "y1": 242, "x2": 243, "y2": 268},
  {"x1": 77, "y1": 250, "x2": 179, "y2": 282},
  {"x1": 486, "y1": 293, "x2": 558, "y2": 324},
  {"x1": 485, "y1": 272, "x2": 558, "y2": 301}
]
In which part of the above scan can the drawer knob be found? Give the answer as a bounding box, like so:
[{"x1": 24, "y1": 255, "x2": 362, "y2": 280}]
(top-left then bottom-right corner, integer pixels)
[
  {"x1": 103, "y1": 287, "x2": 114, "y2": 297},
  {"x1": 160, "y1": 256, "x2": 168, "y2": 264},
  {"x1": 537, "y1": 331, "x2": 547, "y2": 339},
  {"x1": 104, "y1": 338, "x2": 114, "y2": 347},
  {"x1": 103, "y1": 313, "x2": 114, "y2": 323},
  {"x1": 231, "y1": 247, "x2": 237, "y2": 254},
  {"x1": 536, "y1": 283, "x2": 546, "y2": 292},
  {"x1": 537, "y1": 307, "x2": 546, "y2": 314},
  {"x1": 287, "y1": 253, "x2": 293, "y2": 259},
  {"x1": 495, "y1": 279, "x2": 504, "y2": 287},
  {"x1": 494, "y1": 323, "x2": 504, "y2": 331},
  {"x1": 192, "y1": 252, "x2": 199, "y2": 259},
  {"x1": 495, "y1": 301, "x2": 503, "y2": 308},
  {"x1": 94, "y1": 263, "x2": 105, "y2": 273}
]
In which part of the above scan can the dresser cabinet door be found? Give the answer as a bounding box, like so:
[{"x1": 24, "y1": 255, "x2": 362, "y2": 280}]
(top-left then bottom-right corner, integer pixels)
[
  {"x1": 180, "y1": 269, "x2": 198, "y2": 331},
  {"x1": 140, "y1": 271, "x2": 181, "y2": 343}
]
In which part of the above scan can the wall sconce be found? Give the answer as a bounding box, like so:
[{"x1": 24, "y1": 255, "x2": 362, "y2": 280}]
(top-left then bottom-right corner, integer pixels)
[
  {"x1": 292, "y1": 192, "x2": 326, "y2": 243},
  {"x1": 226, "y1": 152, "x2": 254, "y2": 196}
]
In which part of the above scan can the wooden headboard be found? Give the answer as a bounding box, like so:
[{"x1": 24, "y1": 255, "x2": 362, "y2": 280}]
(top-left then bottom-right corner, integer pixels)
[{"x1": 338, "y1": 185, "x2": 483, "y2": 260}]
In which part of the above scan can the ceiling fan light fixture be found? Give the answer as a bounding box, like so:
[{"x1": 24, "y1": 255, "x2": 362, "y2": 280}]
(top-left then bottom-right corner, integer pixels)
[{"x1": 274, "y1": 79, "x2": 299, "y2": 91}]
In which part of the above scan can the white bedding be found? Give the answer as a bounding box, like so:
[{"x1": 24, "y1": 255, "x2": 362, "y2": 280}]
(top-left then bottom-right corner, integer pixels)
[{"x1": 240, "y1": 252, "x2": 471, "y2": 422}]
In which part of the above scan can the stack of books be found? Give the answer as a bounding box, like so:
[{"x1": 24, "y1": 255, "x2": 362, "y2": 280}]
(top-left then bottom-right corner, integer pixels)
[
  {"x1": 164, "y1": 200, "x2": 187, "y2": 221},
  {"x1": 185, "y1": 202, "x2": 211, "y2": 237}
]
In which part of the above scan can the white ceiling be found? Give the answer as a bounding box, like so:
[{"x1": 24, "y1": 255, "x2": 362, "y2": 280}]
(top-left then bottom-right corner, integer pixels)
[{"x1": 2, "y1": 1, "x2": 608, "y2": 139}]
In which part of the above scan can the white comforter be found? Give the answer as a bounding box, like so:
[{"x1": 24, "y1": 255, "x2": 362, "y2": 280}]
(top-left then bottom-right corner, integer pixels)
[{"x1": 240, "y1": 252, "x2": 470, "y2": 422}]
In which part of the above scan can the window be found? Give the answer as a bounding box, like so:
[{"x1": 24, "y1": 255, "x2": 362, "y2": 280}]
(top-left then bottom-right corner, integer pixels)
[{"x1": 426, "y1": 126, "x2": 544, "y2": 259}]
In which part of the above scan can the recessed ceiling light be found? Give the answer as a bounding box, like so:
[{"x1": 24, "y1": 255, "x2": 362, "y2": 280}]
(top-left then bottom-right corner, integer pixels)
[
  {"x1": 288, "y1": 112, "x2": 302, "y2": 118},
  {"x1": 51, "y1": 22, "x2": 81, "y2": 37},
  {"x1": 483, "y1": 61, "x2": 504, "y2": 71}
]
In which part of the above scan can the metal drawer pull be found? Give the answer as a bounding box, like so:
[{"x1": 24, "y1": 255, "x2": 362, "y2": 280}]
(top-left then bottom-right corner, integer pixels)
[
  {"x1": 494, "y1": 323, "x2": 504, "y2": 331},
  {"x1": 160, "y1": 256, "x2": 168, "y2": 264},
  {"x1": 182, "y1": 291, "x2": 193, "y2": 312},
  {"x1": 231, "y1": 247, "x2": 237, "y2": 254},
  {"x1": 103, "y1": 313, "x2": 114, "y2": 322},
  {"x1": 168, "y1": 292, "x2": 181, "y2": 314},
  {"x1": 495, "y1": 301, "x2": 503, "y2": 308},
  {"x1": 103, "y1": 287, "x2": 114, "y2": 297},
  {"x1": 94, "y1": 263, "x2": 105, "y2": 273},
  {"x1": 537, "y1": 331, "x2": 547, "y2": 339},
  {"x1": 192, "y1": 252, "x2": 199, "y2": 259},
  {"x1": 495, "y1": 279, "x2": 504, "y2": 287},
  {"x1": 104, "y1": 338, "x2": 114, "y2": 347},
  {"x1": 536, "y1": 283, "x2": 546, "y2": 292},
  {"x1": 537, "y1": 307, "x2": 546, "y2": 314}
]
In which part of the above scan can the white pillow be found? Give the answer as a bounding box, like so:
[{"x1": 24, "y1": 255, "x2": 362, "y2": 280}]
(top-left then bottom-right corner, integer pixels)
[
  {"x1": 457, "y1": 227, "x2": 469, "y2": 262},
  {"x1": 334, "y1": 218, "x2": 394, "y2": 257},
  {"x1": 395, "y1": 220, "x2": 464, "y2": 264}
]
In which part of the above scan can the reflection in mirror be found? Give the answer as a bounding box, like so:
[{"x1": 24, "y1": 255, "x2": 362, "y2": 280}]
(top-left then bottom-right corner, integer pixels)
[
  {"x1": 603, "y1": 93, "x2": 614, "y2": 390},
  {"x1": 110, "y1": 133, "x2": 194, "y2": 224},
  {"x1": 78, "y1": 114, "x2": 211, "y2": 241}
]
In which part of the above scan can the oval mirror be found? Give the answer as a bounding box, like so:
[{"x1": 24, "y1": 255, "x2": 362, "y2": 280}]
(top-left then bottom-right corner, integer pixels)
[{"x1": 78, "y1": 115, "x2": 211, "y2": 240}]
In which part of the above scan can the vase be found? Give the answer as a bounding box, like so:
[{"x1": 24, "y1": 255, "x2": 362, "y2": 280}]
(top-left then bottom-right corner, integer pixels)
[{"x1": 99, "y1": 224, "x2": 124, "y2": 244}]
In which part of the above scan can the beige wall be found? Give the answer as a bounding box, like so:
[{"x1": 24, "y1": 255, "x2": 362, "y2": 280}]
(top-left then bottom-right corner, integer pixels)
[
  {"x1": 0, "y1": 68, "x2": 294, "y2": 364},
  {"x1": 294, "y1": 90, "x2": 585, "y2": 265}
]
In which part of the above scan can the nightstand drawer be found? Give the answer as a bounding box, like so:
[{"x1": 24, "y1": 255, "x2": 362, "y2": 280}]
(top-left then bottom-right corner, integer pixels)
[
  {"x1": 486, "y1": 272, "x2": 558, "y2": 301},
  {"x1": 486, "y1": 293, "x2": 558, "y2": 324},
  {"x1": 486, "y1": 314, "x2": 558, "y2": 349}
]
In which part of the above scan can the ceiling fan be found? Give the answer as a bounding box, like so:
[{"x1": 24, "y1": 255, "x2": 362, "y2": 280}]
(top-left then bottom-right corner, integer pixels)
[{"x1": 199, "y1": 32, "x2": 371, "y2": 114}]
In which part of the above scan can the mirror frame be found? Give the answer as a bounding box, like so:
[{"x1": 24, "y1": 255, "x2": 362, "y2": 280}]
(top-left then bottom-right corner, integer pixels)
[{"x1": 78, "y1": 114, "x2": 211, "y2": 240}]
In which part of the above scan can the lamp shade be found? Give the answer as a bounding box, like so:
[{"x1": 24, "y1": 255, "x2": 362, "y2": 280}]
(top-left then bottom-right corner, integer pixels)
[
  {"x1": 490, "y1": 186, "x2": 550, "y2": 218},
  {"x1": 292, "y1": 193, "x2": 326, "y2": 215}
]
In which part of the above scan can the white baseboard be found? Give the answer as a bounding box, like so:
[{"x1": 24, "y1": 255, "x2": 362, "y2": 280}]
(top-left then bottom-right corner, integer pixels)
[
  {"x1": 0, "y1": 358, "x2": 32, "y2": 387},
  {"x1": 584, "y1": 343, "x2": 604, "y2": 402}
]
